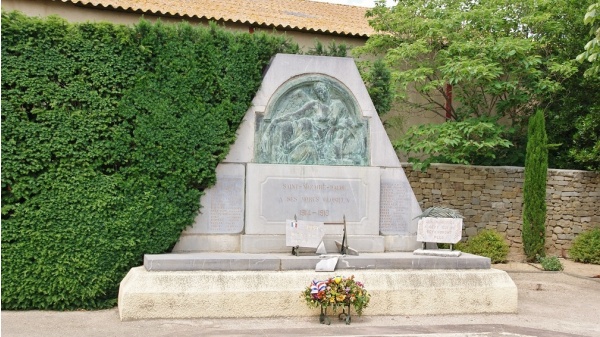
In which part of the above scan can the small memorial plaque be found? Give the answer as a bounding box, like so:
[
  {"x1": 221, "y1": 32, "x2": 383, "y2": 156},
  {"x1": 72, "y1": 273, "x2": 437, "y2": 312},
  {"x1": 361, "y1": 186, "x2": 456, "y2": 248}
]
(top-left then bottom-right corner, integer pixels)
[
  {"x1": 416, "y1": 217, "x2": 463, "y2": 244},
  {"x1": 285, "y1": 219, "x2": 325, "y2": 248},
  {"x1": 379, "y1": 179, "x2": 411, "y2": 234}
]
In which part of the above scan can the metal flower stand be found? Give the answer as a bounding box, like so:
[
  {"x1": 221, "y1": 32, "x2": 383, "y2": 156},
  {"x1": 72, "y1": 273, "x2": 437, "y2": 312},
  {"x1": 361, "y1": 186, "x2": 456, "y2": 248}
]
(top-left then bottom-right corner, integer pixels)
[{"x1": 319, "y1": 304, "x2": 352, "y2": 325}]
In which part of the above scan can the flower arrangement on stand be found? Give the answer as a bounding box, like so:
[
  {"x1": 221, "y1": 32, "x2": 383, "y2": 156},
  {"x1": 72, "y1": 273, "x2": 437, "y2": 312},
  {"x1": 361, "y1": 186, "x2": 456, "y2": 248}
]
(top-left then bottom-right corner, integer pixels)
[{"x1": 302, "y1": 275, "x2": 370, "y2": 325}]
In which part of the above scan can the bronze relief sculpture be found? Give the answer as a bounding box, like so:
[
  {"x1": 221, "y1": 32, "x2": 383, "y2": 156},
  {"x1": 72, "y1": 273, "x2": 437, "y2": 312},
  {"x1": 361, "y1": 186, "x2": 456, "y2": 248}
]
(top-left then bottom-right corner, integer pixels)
[{"x1": 256, "y1": 77, "x2": 368, "y2": 166}]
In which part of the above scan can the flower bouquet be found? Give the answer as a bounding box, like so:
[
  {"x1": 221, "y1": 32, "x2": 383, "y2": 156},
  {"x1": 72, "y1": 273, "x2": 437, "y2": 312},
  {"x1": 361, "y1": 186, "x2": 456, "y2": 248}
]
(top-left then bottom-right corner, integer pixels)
[{"x1": 302, "y1": 275, "x2": 370, "y2": 325}]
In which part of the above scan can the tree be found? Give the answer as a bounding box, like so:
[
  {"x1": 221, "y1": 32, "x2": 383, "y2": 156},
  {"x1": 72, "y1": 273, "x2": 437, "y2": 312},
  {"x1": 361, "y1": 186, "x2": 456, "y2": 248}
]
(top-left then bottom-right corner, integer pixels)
[
  {"x1": 364, "y1": 59, "x2": 393, "y2": 115},
  {"x1": 561, "y1": 2, "x2": 600, "y2": 172},
  {"x1": 540, "y1": 0, "x2": 600, "y2": 172},
  {"x1": 577, "y1": 3, "x2": 600, "y2": 78},
  {"x1": 394, "y1": 117, "x2": 512, "y2": 171},
  {"x1": 357, "y1": 0, "x2": 577, "y2": 168},
  {"x1": 522, "y1": 109, "x2": 548, "y2": 261},
  {"x1": 569, "y1": 113, "x2": 600, "y2": 171}
]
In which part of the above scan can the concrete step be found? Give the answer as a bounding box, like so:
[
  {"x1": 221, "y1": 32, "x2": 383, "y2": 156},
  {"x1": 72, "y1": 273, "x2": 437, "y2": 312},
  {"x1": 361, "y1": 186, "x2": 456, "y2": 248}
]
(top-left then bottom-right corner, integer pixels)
[{"x1": 143, "y1": 251, "x2": 491, "y2": 271}]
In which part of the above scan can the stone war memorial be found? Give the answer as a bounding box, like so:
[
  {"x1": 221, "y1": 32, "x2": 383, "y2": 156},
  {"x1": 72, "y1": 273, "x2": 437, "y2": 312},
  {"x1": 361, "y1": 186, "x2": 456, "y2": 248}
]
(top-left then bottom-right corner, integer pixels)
[{"x1": 118, "y1": 54, "x2": 517, "y2": 320}]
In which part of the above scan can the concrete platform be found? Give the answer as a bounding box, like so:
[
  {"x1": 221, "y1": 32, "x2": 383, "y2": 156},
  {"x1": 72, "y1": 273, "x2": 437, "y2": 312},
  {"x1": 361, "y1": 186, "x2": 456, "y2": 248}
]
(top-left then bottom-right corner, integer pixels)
[
  {"x1": 143, "y1": 252, "x2": 491, "y2": 271},
  {"x1": 118, "y1": 267, "x2": 517, "y2": 320}
]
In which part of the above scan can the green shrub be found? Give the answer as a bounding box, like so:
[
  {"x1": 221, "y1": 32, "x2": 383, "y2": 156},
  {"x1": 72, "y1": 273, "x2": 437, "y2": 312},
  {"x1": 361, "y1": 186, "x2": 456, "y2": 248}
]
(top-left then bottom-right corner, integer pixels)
[
  {"x1": 538, "y1": 256, "x2": 564, "y2": 271},
  {"x1": 365, "y1": 59, "x2": 393, "y2": 116},
  {"x1": 522, "y1": 109, "x2": 548, "y2": 261},
  {"x1": 1, "y1": 11, "x2": 294, "y2": 310},
  {"x1": 305, "y1": 39, "x2": 348, "y2": 57},
  {"x1": 457, "y1": 230, "x2": 509, "y2": 263},
  {"x1": 569, "y1": 228, "x2": 600, "y2": 264}
]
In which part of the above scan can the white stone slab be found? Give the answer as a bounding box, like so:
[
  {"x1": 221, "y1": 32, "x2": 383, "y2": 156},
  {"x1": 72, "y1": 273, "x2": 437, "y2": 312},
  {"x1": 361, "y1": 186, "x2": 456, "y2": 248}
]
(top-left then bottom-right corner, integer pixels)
[
  {"x1": 417, "y1": 217, "x2": 463, "y2": 244},
  {"x1": 180, "y1": 163, "x2": 245, "y2": 234},
  {"x1": 246, "y1": 163, "x2": 380, "y2": 235},
  {"x1": 379, "y1": 168, "x2": 421, "y2": 236},
  {"x1": 413, "y1": 249, "x2": 462, "y2": 257},
  {"x1": 285, "y1": 219, "x2": 325, "y2": 248},
  {"x1": 315, "y1": 257, "x2": 339, "y2": 272}
]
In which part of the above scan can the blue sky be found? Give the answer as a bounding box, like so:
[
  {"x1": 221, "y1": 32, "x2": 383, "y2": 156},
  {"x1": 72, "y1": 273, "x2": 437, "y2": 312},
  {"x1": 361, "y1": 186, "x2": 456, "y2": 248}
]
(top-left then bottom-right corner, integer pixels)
[{"x1": 310, "y1": 0, "x2": 396, "y2": 7}]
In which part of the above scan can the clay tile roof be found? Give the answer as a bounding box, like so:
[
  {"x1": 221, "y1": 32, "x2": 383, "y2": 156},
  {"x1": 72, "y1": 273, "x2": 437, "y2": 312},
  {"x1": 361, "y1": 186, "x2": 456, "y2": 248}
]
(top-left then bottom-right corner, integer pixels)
[{"x1": 63, "y1": 0, "x2": 375, "y2": 37}]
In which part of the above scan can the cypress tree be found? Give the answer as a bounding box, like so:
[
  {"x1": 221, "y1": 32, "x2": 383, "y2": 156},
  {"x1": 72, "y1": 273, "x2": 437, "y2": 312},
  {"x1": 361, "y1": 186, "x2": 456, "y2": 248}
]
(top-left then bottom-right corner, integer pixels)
[{"x1": 522, "y1": 109, "x2": 548, "y2": 261}]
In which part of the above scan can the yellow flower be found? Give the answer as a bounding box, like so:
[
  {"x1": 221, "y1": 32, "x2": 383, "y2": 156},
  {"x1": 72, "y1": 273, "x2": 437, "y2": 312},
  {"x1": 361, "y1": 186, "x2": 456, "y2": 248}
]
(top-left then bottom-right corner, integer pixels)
[
  {"x1": 334, "y1": 276, "x2": 342, "y2": 284},
  {"x1": 336, "y1": 294, "x2": 346, "y2": 302}
]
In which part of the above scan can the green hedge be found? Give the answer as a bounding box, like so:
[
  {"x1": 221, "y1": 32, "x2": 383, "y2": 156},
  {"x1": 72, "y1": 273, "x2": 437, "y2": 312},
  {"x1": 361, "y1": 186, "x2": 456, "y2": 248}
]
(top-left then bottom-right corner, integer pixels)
[{"x1": 1, "y1": 11, "x2": 294, "y2": 310}]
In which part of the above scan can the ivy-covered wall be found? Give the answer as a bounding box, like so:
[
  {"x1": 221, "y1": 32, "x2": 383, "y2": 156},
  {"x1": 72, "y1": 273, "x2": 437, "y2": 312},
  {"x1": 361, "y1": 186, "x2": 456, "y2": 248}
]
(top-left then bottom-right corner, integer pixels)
[{"x1": 1, "y1": 11, "x2": 294, "y2": 310}]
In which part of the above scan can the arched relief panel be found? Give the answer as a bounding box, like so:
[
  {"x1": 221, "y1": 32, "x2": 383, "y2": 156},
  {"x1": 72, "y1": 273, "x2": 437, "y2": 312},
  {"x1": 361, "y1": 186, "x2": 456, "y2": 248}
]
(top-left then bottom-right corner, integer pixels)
[{"x1": 254, "y1": 74, "x2": 369, "y2": 166}]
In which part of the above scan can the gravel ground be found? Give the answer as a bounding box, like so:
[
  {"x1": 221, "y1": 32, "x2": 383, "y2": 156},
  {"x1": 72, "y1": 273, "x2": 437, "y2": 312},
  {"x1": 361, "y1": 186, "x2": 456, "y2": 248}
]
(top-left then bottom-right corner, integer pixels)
[{"x1": 2, "y1": 259, "x2": 599, "y2": 337}]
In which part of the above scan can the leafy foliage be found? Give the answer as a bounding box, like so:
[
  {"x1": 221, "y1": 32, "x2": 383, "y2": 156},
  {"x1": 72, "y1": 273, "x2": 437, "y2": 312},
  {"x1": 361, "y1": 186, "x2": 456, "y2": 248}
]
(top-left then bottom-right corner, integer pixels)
[
  {"x1": 577, "y1": 3, "x2": 600, "y2": 78},
  {"x1": 305, "y1": 40, "x2": 348, "y2": 57},
  {"x1": 394, "y1": 117, "x2": 512, "y2": 171},
  {"x1": 569, "y1": 228, "x2": 600, "y2": 264},
  {"x1": 360, "y1": 0, "x2": 575, "y2": 122},
  {"x1": 546, "y1": 74, "x2": 600, "y2": 171},
  {"x1": 537, "y1": 256, "x2": 564, "y2": 271},
  {"x1": 364, "y1": 59, "x2": 393, "y2": 115},
  {"x1": 522, "y1": 110, "x2": 548, "y2": 261},
  {"x1": 358, "y1": 0, "x2": 589, "y2": 168},
  {"x1": 1, "y1": 11, "x2": 292, "y2": 310},
  {"x1": 543, "y1": 0, "x2": 600, "y2": 172},
  {"x1": 456, "y1": 230, "x2": 509, "y2": 264},
  {"x1": 568, "y1": 112, "x2": 600, "y2": 172}
]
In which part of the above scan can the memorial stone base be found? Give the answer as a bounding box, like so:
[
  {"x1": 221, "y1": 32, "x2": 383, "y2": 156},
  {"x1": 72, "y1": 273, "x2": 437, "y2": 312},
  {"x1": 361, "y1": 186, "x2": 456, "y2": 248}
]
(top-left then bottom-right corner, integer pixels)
[
  {"x1": 118, "y1": 252, "x2": 517, "y2": 320},
  {"x1": 119, "y1": 264, "x2": 516, "y2": 320}
]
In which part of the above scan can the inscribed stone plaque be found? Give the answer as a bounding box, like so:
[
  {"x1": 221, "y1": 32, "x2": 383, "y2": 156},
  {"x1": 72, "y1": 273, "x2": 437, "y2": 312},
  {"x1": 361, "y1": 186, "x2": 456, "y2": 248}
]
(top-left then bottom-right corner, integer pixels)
[
  {"x1": 379, "y1": 179, "x2": 412, "y2": 235},
  {"x1": 207, "y1": 177, "x2": 245, "y2": 233},
  {"x1": 285, "y1": 220, "x2": 325, "y2": 248},
  {"x1": 416, "y1": 217, "x2": 463, "y2": 244},
  {"x1": 255, "y1": 75, "x2": 369, "y2": 166},
  {"x1": 183, "y1": 164, "x2": 245, "y2": 234},
  {"x1": 262, "y1": 178, "x2": 363, "y2": 222},
  {"x1": 245, "y1": 163, "x2": 380, "y2": 235}
]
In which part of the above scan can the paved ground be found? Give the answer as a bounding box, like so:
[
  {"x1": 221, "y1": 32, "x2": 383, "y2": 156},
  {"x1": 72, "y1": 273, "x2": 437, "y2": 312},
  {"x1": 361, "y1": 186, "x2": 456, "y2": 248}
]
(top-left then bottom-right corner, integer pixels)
[{"x1": 2, "y1": 259, "x2": 599, "y2": 337}]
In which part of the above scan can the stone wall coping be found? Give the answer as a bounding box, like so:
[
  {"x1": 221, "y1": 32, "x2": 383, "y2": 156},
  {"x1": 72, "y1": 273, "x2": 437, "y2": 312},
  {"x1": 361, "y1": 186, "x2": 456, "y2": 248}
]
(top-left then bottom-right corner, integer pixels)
[{"x1": 400, "y1": 163, "x2": 599, "y2": 176}]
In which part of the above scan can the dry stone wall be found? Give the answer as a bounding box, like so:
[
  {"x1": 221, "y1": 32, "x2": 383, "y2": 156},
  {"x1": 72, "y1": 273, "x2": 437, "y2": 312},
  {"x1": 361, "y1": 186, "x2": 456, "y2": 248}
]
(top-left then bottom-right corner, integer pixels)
[{"x1": 403, "y1": 163, "x2": 600, "y2": 260}]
